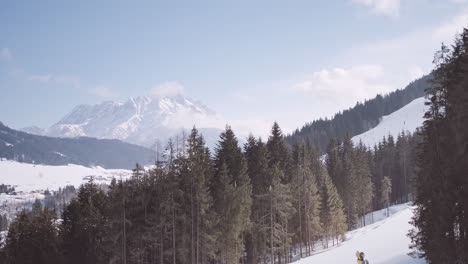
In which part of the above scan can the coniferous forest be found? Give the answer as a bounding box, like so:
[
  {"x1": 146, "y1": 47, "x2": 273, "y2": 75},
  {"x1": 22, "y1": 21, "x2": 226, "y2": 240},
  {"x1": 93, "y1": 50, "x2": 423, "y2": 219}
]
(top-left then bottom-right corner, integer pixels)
[
  {"x1": 0, "y1": 22, "x2": 467, "y2": 264},
  {"x1": 0, "y1": 122, "x2": 419, "y2": 264}
]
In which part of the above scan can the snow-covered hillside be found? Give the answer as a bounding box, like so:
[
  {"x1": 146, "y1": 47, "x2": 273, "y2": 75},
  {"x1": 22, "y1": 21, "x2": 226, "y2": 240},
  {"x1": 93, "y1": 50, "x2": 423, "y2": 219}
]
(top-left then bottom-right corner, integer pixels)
[
  {"x1": 27, "y1": 95, "x2": 223, "y2": 148},
  {"x1": 352, "y1": 97, "x2": 427, "y2": 147},
  {"x1": 294, "y1": 203, "x2": 425, "y2": 264},
  {"x1": 0, "y1": 159, "x2": 133, "y2": 223}
]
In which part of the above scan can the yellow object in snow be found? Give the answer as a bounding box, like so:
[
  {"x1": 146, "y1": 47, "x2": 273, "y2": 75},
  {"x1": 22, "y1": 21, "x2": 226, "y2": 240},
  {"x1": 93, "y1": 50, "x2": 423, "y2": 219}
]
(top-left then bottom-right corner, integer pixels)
[{"x1": 356, "y1": 251, "x2": 364, "y2": 264}]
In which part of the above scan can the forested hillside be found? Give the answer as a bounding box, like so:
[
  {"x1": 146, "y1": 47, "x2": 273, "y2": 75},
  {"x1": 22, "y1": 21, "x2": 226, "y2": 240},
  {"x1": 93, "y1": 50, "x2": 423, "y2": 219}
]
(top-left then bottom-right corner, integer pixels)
[
  {"x1": 0, "y1": 122, "x2": 155, "y2": 169},
  {"x1": 286, "y1": 75, "x2": 430, "y2": 152}
]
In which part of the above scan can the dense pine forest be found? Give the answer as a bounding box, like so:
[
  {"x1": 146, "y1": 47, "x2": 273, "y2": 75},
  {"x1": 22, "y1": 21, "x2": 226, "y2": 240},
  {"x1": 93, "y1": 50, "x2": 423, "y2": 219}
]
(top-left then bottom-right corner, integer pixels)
[{"x1": 0, "y1": 122, "x2": 419, "y2": 264}]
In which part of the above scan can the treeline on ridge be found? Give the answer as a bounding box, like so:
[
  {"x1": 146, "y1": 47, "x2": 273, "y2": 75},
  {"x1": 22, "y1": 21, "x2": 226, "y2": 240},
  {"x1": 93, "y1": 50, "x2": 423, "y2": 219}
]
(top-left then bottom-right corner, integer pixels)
[{"x1": 286, "y1": 74, "x2": 429, "y2": 152}]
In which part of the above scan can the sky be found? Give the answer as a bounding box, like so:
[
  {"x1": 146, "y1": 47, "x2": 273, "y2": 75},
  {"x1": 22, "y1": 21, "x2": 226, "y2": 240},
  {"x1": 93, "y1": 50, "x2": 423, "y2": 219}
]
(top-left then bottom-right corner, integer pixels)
[{"x1": 1, "y1": 0, "x2": 468, "y2": 138}]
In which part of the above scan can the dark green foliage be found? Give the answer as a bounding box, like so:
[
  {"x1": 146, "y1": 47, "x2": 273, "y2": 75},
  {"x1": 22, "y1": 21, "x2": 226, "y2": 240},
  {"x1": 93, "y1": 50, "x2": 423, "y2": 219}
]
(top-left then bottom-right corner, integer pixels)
[
  {"x1": 244, "y1": 136, "x2": 271, "y2": 264},
  {"x1": 267, "y1": 123, "x2": 291, "y2": 183},
  {"x1": 290, "y1": 141, "x2": 321, "y2": 258},
  {"x1": 0, "y1": 116, "x2": 426, "y2": 264},
  {"x1": 319, "y1": 167, "x2": 346, "y2": 246},
  {"x1": 3, "y1": 203, "x2": 61, "y2": 264},
  {"x1": 212, "y1": 126, "x2": 252, "y2": 264},
  {"x1": 354, "y1": 143, "x2": 374, "y2": 227},
  {"x1": 268, "y1": 165, "x2": 295, "y2": 263},
  {"x1": 410, "y1": 28, "x2": 468, "y2": 263},
  {"x1": 61, "y1": 181, "x2": 108, "y2": 264}
]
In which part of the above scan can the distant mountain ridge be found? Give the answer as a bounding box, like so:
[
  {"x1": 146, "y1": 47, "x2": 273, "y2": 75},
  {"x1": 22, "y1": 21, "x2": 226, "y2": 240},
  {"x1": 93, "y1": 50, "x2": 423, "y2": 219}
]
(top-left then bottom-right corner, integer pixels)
[
  {"x1": 0, "y1": 122, "x2": 155, "y2": 169},
  {"x1": 23, "y1": 95, "x2": 223, "y2": 149},
  {"x1": 285, "y1": 74, "x2": 431, "y2": 151}
]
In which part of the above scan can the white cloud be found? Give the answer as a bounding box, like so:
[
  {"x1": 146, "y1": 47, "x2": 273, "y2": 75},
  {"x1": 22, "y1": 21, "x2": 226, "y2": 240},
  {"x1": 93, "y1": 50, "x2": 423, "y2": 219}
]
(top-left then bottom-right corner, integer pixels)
[
  {"x1": 289, "y1": 64, "x2": 392, "y2": 102},
  {"x1": 151, "y1": 81, "x2": 185, "y2": 97},
  {"x1": 1, "y1": 48, "x2": 12, "y2": 58},
  {"x1": 90, "y1": 86, "x2": 119, "y2": 99},
  {"x1": 353, "y1": 0, "x2": 401, "y2": 17},
  {"x1": 432, "y1": 7, "x2": 468, "y2": 41}
]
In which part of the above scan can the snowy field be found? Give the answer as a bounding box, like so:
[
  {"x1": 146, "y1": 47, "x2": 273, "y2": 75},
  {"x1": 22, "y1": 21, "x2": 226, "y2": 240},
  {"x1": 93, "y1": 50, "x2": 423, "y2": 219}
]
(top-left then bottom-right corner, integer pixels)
[
  {"x1": 293, "y1": 203, "x2": 426, "y2": 264},
  {"x1": 0, "y1": 159, "x2": 132, "y2": 193},
  {"x1": 352, "y1": 97, "x2": 427, "y2": 147},
  {"x1": 0, "y1": 160, "x2": 133, "y2": 221}
]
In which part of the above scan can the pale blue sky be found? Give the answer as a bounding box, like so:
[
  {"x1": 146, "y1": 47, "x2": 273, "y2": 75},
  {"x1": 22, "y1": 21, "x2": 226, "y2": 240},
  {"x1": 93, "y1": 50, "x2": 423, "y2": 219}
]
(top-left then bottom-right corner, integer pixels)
[{"x1": 1, "y1": 0, "x2": 467, "y2": 137}]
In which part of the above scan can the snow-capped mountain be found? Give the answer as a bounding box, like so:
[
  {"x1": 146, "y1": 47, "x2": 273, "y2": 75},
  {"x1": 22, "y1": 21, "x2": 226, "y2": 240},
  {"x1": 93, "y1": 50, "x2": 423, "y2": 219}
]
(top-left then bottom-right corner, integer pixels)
[
  {"x1": 42, "y1": 95, "x2": 223, "y2": 148},
  {"x1": 352, "y1": 97, "x2": 427, "y2": 147}
]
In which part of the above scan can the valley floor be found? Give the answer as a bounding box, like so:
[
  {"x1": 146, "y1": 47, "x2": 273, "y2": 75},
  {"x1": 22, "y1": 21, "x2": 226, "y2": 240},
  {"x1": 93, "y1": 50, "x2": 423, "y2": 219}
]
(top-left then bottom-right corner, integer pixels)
[{"x1": 293, "y1": 203, "x2": 426, "y2": 264}]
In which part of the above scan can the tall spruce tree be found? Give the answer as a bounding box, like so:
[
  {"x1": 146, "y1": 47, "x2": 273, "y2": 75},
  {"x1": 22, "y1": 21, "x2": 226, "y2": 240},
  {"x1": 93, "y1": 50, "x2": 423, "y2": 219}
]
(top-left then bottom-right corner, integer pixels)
[
  {"x1": 411, "y1": 28, "x2": 468, "y2": 263},
  {"x1": 267, "y1": 122, "x2": 291, "y2": 183},
  {"x1": 268, "y1": 165, "x2": 295, "y2": 264},
  {"x1": 244, "y1": 136, "x2": 270, "y2": 264},
  {"x1": 182, "y1": 127, "x2": 218, "y2": 264},
  {"x1": 354, "y1": 142, "x2": 374, "y2": 227},
  {"x1": 212, "y1": 126, "x2": 252, "y2": 264},
  {"x1": 318, "y1": 167, "x2": 347, "y2": 247},
  {"x1": 290, "y1": 141, "x2": 321, "y2": 258}
]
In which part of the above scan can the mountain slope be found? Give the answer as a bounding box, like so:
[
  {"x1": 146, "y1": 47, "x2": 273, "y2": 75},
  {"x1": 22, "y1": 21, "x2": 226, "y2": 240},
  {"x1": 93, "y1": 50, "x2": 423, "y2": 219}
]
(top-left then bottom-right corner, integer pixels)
[
  {"x1": 0, "y1": 122, "x2": 155, "y2": 169},
  {"x1": 44, "y1": 95, "x2": 223, "y2": 148},
  {"x1": 352, "y1": 97, "x2": 427, "y2": 147},
  {"x1": 293, "y1": 203, "x2": 424, "y2": 264},
  {"x1": 286, "y1": 75, "x2": 430, "y2": 151}
]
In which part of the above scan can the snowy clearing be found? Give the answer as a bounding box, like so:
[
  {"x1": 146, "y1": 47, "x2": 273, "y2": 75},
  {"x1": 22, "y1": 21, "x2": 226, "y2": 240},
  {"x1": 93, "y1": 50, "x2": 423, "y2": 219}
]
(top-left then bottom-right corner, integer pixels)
[{"x1": 293, "y1": 203, "x2": 426, "y2": 264}]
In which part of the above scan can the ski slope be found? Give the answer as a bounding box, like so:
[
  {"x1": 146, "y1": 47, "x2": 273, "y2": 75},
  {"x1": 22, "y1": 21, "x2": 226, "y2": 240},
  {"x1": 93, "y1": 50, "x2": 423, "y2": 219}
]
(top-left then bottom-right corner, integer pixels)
[
  {"x1": 293, "y1": 203, "x2": 426, "y2": 264},
  {"x1": 352, "y1": 97, "x2": 427, "y2": 147}
]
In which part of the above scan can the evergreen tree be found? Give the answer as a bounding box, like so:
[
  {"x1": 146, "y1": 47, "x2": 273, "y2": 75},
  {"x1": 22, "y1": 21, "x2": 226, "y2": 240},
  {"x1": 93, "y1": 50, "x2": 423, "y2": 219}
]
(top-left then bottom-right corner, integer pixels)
[
  {"x1": 380, "y1": 176, "x2": 392, "y2": 217},
  {"x1": 319, "y1": 167, "x2": 347, "y2": 247},
  {"x1": 267, "y1": 165, "x2": 295, "y2": 264},
  {"x1": 61, "y1": 181, "x2": 108, "y2": 264},
  {"x1": 354, "y1": 143, "x2": 374, "y2": 226},
  {"x1": 410, "y1": 29, "x2": 468, "y2": 263},
  {"x1": 341, "y1": 135, "x2": 359, "y2": 229},
  {"x1": 267, "y1": 122, "x2": 291, "y2": 183},
  {"x1": 3, "y1": 203, "x2": 61, "y2": 264},
  {"x1": 212, "y1": 126, "x2": 252, "y2": 264},
  {"x1": 290, "y1": 141, "x2": 321, "y2": 258},
  {"x1": 180, "y1": 127, "x2": 218, "y2": 264},
  {"x1": 244, "y1": 136, "x2": 270, "y2": 264}
]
